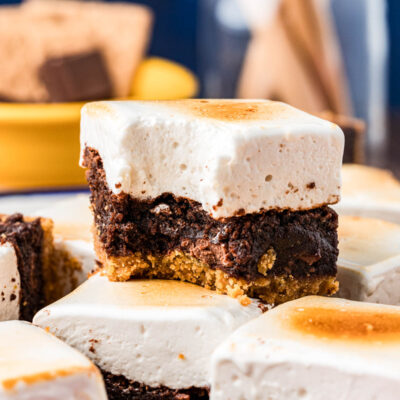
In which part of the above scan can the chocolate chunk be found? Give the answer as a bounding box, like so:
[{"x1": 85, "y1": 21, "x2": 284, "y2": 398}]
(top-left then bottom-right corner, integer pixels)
[{"x1": 39, "y1": 50, "x2": 113, "y2": 102}]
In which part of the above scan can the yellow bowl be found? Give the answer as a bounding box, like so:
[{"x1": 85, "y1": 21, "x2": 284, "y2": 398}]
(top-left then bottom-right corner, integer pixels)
[{"x1": 0, "y1": 57, "x2": 198, "y2": 192}]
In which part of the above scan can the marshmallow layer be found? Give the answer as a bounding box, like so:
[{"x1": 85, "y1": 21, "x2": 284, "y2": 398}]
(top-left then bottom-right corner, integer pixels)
[
  {"x1": 337, "y1": 215, "x2": 400, "y2": 304},
  {"x1": 34, "y1": 274, "x2": 262, "y2": 389},
  {"x1": 80, "y1": 99, "x2": 343, "y2": 218},
  {"x1": 0, "y1": 243, "x2": 20, "y2": 321},
  {"x1": 335, "y1": 164, "x2": 400, "y2": 224},
  {"x1": 0, "y1": 321, "x2": 106, "y2": 399},
  {"x1": 211, "y1": 296, "x2": 400, "y2": 400}
]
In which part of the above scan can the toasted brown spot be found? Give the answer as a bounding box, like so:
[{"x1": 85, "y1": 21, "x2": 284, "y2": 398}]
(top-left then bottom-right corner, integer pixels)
[
  {"x1": 115, "y1": 183, "x2": 121, "y2": 189},
  {"x1": 174, "y1": 100, "x2": 293, "y2": 122},
  {"x1": 212, "y1": 198, "x2": 224, "y2": 211},
  {"x1": 233, "y1": 208, "x2": 246, "y2": 217},
  {"x1": 2, "y1": 366, "x2": 96, "y2": 391},
  {"x1": 307, "y1": 182, "x2": 316, "y2": 189},
  {"x1": 85, "y1": 102, "x2": 115, "y2": 117},
  {"x1": 290, "y1": 306, "x2": 400, "y2": 343}
]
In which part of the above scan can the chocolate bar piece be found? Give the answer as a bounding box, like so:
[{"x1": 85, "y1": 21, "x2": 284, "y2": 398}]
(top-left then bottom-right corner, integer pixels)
[{"x1": 39, "y1": 51, "x2": 113, "y2": 102}]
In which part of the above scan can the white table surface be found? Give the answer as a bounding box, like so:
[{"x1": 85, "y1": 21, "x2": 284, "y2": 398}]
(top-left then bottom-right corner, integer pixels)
[{"x1": 0, "y1": 192, "x2": 89, "y2": 215}]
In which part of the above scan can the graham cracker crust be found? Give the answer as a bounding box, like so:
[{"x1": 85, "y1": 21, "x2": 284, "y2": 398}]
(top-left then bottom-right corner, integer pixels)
[
  {"x1": 36, "y1": 218, "x2": 84, "y2": 305},
  {"x1": 33, "y1": 217, "x2": 80, "y2": 305},
  {"x1": 96, "y1": 237, "x2": 338, "y2": 305}
]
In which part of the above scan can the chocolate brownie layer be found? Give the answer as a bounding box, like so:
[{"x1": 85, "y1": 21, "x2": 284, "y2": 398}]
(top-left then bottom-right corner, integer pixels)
[
  {"x1": 84, "y1": 148, "x2": 338, "y2": 282},
  {"x1": 0, "y1": 214, "x2": 45, "y2": 320},
  {"x1": 101, "y1": 369, "x2": 209, "y2": 400}
]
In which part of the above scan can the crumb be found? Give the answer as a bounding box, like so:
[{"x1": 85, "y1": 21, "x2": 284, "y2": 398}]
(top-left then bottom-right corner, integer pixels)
[
  {"x1": 89, "y1": 339, "x2": 99, "y2": 354},
  {"x1": 239, "y1": 295, "x2": 252, "y2": 306},
  {"x1": 178, "y1": 353, "x2": 185, "y2": 360},
  {"x1": 257, "y1": 248, "x2": 276, "y2": 276}
]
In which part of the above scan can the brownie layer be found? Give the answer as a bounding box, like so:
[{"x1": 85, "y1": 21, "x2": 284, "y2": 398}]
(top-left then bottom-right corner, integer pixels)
[
  {"x1": 101, "y1": 369, "x2": 209, "y2": 400},
  {"x1": 84, "y1": 148, "x2": 339, "y2": 282},
  {"x1": 0, "y1": 214, "x2": 45, "y2": 320}
]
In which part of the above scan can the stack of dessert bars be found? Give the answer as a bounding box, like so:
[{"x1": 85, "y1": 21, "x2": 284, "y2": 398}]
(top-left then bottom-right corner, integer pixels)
[
  {"x1": 4, "y1": 100, "x2": 400, "y2": 399},
  {"x1": 33, "y1": 99, "x2": 344, "y2": 399}
]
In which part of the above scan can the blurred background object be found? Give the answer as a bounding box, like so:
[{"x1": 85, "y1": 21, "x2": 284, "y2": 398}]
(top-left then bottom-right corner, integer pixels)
[
  {"x1": 0, "y1": 0, "x2": 399, "y2": 193},
  {"x1": 198, "y1": 0, "x2": 387, "y2": 154}
]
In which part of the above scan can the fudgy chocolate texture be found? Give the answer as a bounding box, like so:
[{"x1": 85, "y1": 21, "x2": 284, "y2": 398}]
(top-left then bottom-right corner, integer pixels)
[
  {"x1": 83, "y1": 148, "x2": 338, "y2": 282},
  {"x1": 0, "y1": 214, "x2": 45, "y2": 321},
  {"x1": 101, "y1": 369, "x2": 209, "y2": 400}
]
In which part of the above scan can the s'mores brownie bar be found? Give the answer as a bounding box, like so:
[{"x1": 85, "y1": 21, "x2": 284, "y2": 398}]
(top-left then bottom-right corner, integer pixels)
[
  {"x1": 337, "y1": 215, "x2": 400, "y2": 304},
  {"x1": 0, "y1": 214, "x2": 53, "y2": 321},
  {"x1": 34, "y1": 273, "x2": 262, "y2": 399},
  {"x1": 0, "y1": 321, "x2": 106, "y2": 399},
  {"x1": 211, "y1": 296, "x2": 400, "y2": 400},
  {"x1": 335, "y1": 164, "x2": 400, "y2": 224},
  {"x1": 35, "y1": 194, "x2": 96, "y2": 297},
  {"x1": 81, "y1": 99, "x2": 343, "y2": 304}
]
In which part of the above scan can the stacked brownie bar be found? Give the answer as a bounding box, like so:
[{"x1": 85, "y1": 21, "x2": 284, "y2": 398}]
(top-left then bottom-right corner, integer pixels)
[
  {"x1": 80, "y1": 99, "x2": 344, "y2": 304},
  {"x1": 0, "y1": 209, "x2": 96, "y2": 322}
]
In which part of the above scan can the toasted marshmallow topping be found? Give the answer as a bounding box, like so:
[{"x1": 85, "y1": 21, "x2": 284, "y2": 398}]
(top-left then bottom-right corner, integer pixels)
[
  {"x1": 34, "y1": 274, "x2": 262, "y2": 389},
  {"x1": 337, "y1": 215, "x2": 400, "y2": 304},
  {"x1": 35, "y1": 195, "x2": 95, "y2": 289},
  {"x1": 80, "y1": 99, "x2": 343, "y2": 218},
  {"x1": 0, "y1": 321, "x2": 106, "y2": 399},
  {"x1": 0, "y1": 243, "x2": 20, "y2": 321},
  {"x1": 335, "y1": 164, "x2": 400, "y2": 223},
  {"x1": 211, "y1": 296, "x2": 400, "y2": 400}
]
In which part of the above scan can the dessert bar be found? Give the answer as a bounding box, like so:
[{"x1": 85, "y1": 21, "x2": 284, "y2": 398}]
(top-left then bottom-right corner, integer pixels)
[
  {"x1": 34, "y1": 273, "x2": 262, "y2": 399},
  {"x1": 0, "y1": 214, "x2": 53, "y2": 321},
  {"x1": 81, "y1": 99, "x2": 343, "y2": 304},
  {"x1": 335, "y1": 164, "x2": 400, "y2": 224},
  {"x1": 0, "y1": 321, "x2": 106, "y2": 399},
  {"x1": 337, "y1": 215, "x2": 400, "y2": 304},
  {"x1": 35, "y1": 194, "x2": 96, "y2": 297},
  {"x1": 211, "y1": 296, "x2": 400, "y2": 400}
]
